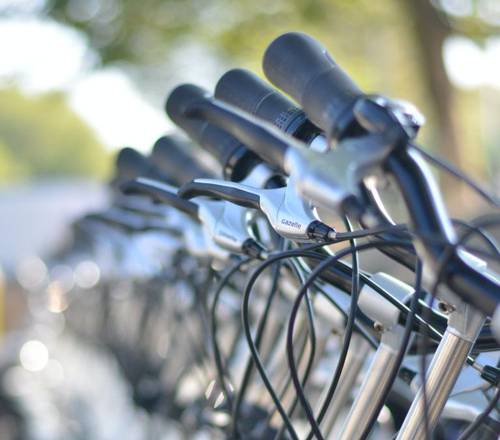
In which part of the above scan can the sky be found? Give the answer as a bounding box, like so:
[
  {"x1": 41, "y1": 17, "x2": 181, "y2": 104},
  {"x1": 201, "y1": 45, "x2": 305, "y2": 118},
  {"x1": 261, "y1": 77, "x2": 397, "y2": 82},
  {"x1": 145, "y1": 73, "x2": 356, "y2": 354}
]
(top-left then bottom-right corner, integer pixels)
[{"x1": 0, "y1": 6, "x2": 500, "y2": 153}]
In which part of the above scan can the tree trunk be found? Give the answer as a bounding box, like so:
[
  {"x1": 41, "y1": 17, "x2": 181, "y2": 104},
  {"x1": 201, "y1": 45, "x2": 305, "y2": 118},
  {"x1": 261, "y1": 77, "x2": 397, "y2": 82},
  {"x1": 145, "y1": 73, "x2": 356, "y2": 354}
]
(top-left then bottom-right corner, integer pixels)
[{"x1": 400, "y1": 0, "x2": 465, "y2": 202}]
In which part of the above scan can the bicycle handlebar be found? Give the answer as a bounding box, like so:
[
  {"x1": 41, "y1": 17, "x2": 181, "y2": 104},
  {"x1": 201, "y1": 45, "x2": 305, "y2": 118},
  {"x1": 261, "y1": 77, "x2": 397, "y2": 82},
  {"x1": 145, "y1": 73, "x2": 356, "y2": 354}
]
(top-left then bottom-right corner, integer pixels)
[
  {"x1": 166, "y1": 84, "x2": 262, "y2": 180},
  {"x1": 179, "y1": 180, "x2": 261, "y2": 210},
  {"x1": 215, "y1": 68, "x2": 319, "y2": 142},
  {"x1": 184, "y1": 96, "x2": 295, "y2": 173},
  {"x1": 387, "y1": 149, "x2": 500, "y2": 316},
  {"x1": 115, "y1": 147, "x2": 169, "y2": 182},
  {"x1": 120, "y1": 178, "x2": 199, "y2": 221},
  {"x1": 263, "y1": 32, "x2": 363, "y2": 139},
  {"x1": 151, "y1": 135, "x2": 213, "y2": 184}
]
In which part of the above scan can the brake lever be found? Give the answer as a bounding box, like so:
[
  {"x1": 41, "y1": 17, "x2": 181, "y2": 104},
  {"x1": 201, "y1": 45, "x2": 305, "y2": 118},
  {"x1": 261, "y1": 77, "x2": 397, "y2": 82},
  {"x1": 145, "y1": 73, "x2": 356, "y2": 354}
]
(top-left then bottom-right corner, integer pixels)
[
  {"x1": 114, "y1": 194, "x2": 170, "y2": 217},
  {"x1": 194, "y1": 197, "x2": 266, "y2": 259},
  {"x1": 84, "y1": 208, "x2": 170, "y2": 234},
  {"x1": 121, "y1": 177, "x2": 264, "y2": 259},
  {"x1": 285, "y1": 96, "x2": 411, "y2": 219},
  {"x1": 183, "y1": 95, "x2": 407, "y2": 221},
  {"x1": 179, "y1": 178, "x2": 335, "y2": 242},
  {"x1": 120, "y1": 177, "x2": 199, "y2": 221}
]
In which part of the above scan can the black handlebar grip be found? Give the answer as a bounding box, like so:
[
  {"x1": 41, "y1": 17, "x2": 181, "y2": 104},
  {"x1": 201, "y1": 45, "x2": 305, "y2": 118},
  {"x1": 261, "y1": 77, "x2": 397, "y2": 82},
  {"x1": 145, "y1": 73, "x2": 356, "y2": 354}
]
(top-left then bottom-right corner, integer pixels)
[
  {"x1": 178, "y1": 180, "x2": 261, "y2": 210},
  {"x1": 166, "y1": 84, "x2": 211, "y2": 148},
  {"x1": 166, "y1": 84, "x2": 241, "y2": 160},
  {"x1": 151, "y1": 135, "x2": 212, "y2": 184},
  {"x1": 215, "y1": 68, "x2": 317, "y2": 141},
  {"x1": 166, "y1": 84, "x2": 262, "y2": 180},
  {"x1": 184, "y1": 98, "x2": 290, "y2": 173},
  {"x1": 263, "y1": 32, "x2": 363, "y2": 138},
  {"x1": 115, "y1": 147, "x2": 167, "y2": 182},
  {"x1": 120, "y1": 178, "x2": 199, "y2": 220}
]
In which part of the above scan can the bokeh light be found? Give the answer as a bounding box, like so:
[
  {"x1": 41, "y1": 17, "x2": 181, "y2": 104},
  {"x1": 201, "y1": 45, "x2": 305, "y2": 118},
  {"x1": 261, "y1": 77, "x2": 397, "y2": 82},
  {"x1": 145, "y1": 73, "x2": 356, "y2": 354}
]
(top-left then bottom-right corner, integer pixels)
[
  {"x1": 74, "y1": 260, "x2": 100, "y2": 289},
  {"x1": 16, "y1": 255, "x2": 47, "y2": 290},
  {"x1": 19, "y1": 339, "x2": 49, "y2": 372}
]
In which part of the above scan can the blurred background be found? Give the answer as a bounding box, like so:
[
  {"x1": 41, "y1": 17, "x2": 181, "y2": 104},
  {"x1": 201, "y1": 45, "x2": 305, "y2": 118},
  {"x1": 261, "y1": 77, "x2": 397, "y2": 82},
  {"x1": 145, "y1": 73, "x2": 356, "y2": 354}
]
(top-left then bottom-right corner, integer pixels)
[{"x1": 0, "y1": 0, "x2": 499, "y2": 438}]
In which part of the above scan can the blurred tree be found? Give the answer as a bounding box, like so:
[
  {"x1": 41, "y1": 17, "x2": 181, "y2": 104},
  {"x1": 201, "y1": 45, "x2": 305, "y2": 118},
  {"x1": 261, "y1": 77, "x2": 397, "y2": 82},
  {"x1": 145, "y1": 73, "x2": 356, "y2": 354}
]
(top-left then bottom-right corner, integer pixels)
[
  {"x1": 38, "y1": 1, "x2": 498, "y2": 153},
  {"x1": 31, "y1": 0, "x2": 499, "y2": 192},
  {"x1": 0, "y1": 87, "x2": 109, "y2": 183}
]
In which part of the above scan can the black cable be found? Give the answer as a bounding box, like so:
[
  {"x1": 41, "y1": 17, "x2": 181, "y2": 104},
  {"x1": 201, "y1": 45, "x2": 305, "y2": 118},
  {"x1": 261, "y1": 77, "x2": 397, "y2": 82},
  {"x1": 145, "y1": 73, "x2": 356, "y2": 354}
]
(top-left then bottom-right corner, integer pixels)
[
  {"x1": 287, "y1": 258, "x2": 319, "y2": 398},
  {"x1": 470, "y1": 213, "x2": 500, "y2": 229},
  {"x1": 419, "y1": 295, "x2": 434, "y2": 440},
  {"x1": 333, "y1": 223, "x2": 407, "y2": 241},
  {"x1": 457, "y1": 386, "x2": 500, "y2": 440},
  {"x1": 272, "y1": 258, "x2": 319, "y2": 440},
  {"x1": 211, "y1": 256, "x2": 253, "y2": 409},
  {"x1": 237, "y1": 259, "x2": 298, "y2": 439},
  {"x1": 315, "y1": 220, "x2": 498, "y2": 262},
  {"x1": 298, "y1": 216, "x2": 360, "y2": 440},
  {"x1": 286, "y1": 256, "x2": 321, "y2": 438},
  {"x1": 299, "y1": 246, "x2": 445, "y2": 347},
  {"x1": 232, "y1": 239, "x2": 289, "y2": 438},
  {"x1": 330, "y1": 223, "x2": 499, "y2": 263},
  {"x1": 403, "y1": 229, "x2": 500, "y2": 262},
  {"x1": 411, "y1": 143, "x2": 500, "y2": 208},
  {"x1": 285, "y1": 240, "x2": 413, "y2": 439},
  {"x1": 232, "y1": 242, "x2": 340, "y2": 439},
  {"x1": 272, "y1": 315, "x2": 310, "y2": 440},
  {"x1": 301, "y1": 249, "x2": 445, "y2": 353},
  {"x1": 230, "y1": 215, "x2": 496, "y2": 438},
  {"x1": 288, "y1": 257, "x2": 318, "y2": 388},
  {"x1": 291, "y1": 218, "x2": 359, "y2": 439},
  {"x1": 313, "y1": 281, "x2": 378, "y2": 349},
  {"x1": 452, "y1": 219, "x2": 500, "y2": 257},
  {"x1": 415, "y1": 214, "x2": 500, "y2": 440}
]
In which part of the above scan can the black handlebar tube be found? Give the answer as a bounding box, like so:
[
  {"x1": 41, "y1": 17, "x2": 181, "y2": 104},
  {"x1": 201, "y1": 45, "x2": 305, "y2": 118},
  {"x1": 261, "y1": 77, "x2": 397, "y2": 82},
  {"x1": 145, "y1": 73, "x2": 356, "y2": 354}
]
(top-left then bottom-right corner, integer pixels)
[
  {"x1": 184, "y1": 98, "x2": 296, "y2": 173},
  {"x1": 387, "y1": 148, "x2": 499, "y2": 316}
]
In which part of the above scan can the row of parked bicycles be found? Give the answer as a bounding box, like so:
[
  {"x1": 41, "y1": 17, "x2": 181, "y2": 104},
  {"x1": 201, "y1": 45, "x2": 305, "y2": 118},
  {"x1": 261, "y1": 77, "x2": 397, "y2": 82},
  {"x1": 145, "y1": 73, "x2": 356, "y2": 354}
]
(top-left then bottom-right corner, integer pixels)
[{"x1": 5, "y1": 32, "x2": 500, "y2": 439}]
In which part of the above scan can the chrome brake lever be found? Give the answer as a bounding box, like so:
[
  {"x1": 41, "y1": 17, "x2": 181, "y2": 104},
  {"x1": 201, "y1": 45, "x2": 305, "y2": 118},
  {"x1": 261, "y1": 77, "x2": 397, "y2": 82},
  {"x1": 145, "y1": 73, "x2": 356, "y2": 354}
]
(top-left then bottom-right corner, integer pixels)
[
  {"x1": 180, "y1": 178, "x2": 335, "y2": 242},
  {"x1": 192, "y1": 197, "x2": 266, "y2": 259}
]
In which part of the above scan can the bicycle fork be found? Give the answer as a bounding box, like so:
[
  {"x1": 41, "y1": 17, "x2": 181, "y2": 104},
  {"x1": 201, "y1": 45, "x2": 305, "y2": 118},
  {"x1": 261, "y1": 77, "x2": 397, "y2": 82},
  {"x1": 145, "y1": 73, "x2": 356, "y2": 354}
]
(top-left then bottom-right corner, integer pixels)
[
  {"x1": 337, "y1": 273, "x2": 414, "y2": 440},
  {"x1": 397, "y1": 254, "x2": 488, "y2": 439},
  {"x1": 396, "y1": 300, "x2": 485, "y2": 439}
]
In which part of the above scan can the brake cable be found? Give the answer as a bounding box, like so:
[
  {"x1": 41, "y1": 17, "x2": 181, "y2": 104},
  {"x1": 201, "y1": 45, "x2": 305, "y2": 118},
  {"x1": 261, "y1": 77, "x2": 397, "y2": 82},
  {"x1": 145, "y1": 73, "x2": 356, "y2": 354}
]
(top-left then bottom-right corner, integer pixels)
[
  {"x1": 287, "y1": 216, "x2": 358, "y2": 440},
  {"x1": 302, "y1": 217, "x2": 360, "y2": 440},
  {"x1": 458, "y1": 386, "x2": 500, "y2": 440},
  {"x1": 236, "y1": 238, "x2": 413, "y2": 439},
  {"x1": 211, "y1": 256, "x2": 253, "y2": 409},
  {"x1": 289, "y1": 239, "x2": 413, "y2": 439},
  {"x1": 452, "y1": 219, "x2": 499, "y2": 257},
  {"x1": 232, "y1": 238, "x2": 291, "y2": 438},
  {"x1": 268, "y1": 256, "x2": 319, "y2": 440},
  {"x1": 233, "y1": 241, "x2": 342, "y2": 439},
  {"x1": 410, "y1": 144, "x2": 500, "y2": 208}
]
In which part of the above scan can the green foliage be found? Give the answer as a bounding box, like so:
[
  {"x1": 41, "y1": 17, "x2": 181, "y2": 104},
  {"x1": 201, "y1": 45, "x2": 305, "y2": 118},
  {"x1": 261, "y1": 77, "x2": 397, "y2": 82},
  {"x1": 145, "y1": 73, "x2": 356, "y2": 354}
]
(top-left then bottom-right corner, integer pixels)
[
  {"x1": 0, "y1": 87, "x2": 110, "y2": 183},
  {"x1": 37, "y1": 1, "x2": 441, "y2": 143},
  {"x1": 40, "y1": 0, "x2": 498, "y2": 66},
  {"x1": 34, "y1": 0, "x2": 499, "y2": 184},
  {"x1": 0, "y1": 138, "x2": 28, "y2": 183}
]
